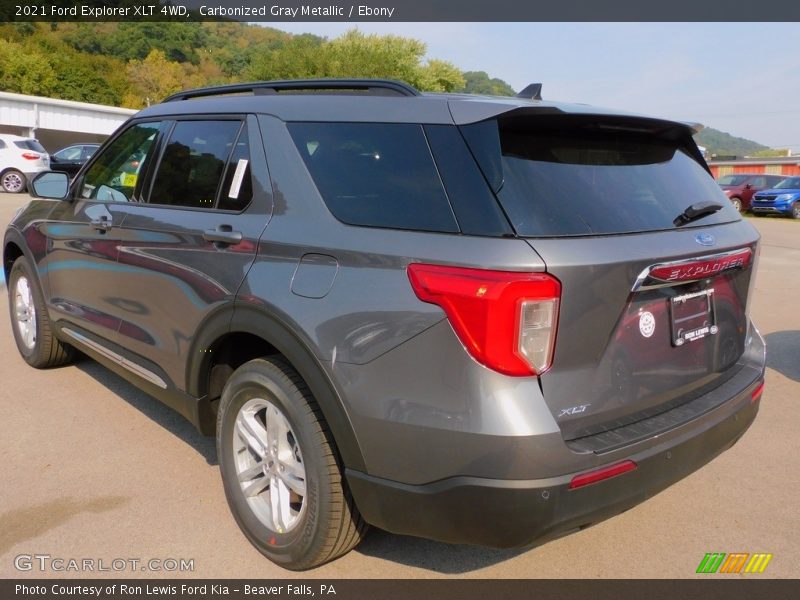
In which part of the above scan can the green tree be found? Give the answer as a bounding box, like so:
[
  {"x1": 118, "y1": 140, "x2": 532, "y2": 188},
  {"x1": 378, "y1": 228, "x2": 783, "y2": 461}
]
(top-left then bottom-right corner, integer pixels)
[
  {"x1": 0, "y1": 40, "x2": 57, "y2": 96},
  {"x1": 460, "y1": 71, "x2": 516, "y2": 96},
  {"x1": 125, "y1": 49, "x2": 185, "y2": 107},
  {"x1": 417, "y1": 59, "x2": 466, "y2": 92}
]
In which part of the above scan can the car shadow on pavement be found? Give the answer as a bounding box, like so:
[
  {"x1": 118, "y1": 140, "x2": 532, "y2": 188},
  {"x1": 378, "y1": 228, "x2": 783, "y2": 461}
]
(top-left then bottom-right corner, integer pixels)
[
  {"x1": 764, "y1": 330, "x2": 800, "y2": 382},
  {"x1": 354, "y1": 529, "x2": 525, "y2": 573},
  {"x1": 74, "y1": 357, "x2": 218, "y2": 465}
]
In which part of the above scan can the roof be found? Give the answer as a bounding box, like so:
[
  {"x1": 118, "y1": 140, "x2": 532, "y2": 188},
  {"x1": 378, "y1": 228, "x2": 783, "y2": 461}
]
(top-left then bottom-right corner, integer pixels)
[{"x1": 137, "y1": 78, "x2": 695, "y2": 133}]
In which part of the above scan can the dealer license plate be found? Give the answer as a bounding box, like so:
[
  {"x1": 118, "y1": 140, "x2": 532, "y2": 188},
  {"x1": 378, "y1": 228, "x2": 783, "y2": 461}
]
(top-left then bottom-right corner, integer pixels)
[{"x1": 669, "y1": 288, "x2": 717, "y2": 346}]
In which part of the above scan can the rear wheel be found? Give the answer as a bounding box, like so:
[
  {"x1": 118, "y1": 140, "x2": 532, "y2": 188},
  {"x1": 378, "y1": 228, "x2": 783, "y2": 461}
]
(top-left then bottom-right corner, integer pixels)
[
  {"x1": 8, "y1": 257, "x2": 74, "y2": 368},
  {"x1": 217, "y1": 357, "x2": 367, "y2": 570},
  {"x1": 1, "y1": 169, "x2": 26, "y2": 193},
  {"x1": 730, "y1": 197, "x2": 742, "y2": 213}
]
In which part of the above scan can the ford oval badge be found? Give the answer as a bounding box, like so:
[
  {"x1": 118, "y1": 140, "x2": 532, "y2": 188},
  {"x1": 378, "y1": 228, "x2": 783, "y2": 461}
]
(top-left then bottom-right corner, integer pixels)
[{"x1": 695, "y1": 233, "x2": 715, "y2": 246}]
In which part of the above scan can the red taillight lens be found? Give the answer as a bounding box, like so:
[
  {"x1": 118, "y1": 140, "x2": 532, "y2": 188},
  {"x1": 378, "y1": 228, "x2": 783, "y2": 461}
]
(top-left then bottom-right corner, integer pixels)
[
  {"x1": 407, "y1": 263, "x2": 560, "y2": 376},
  {"x1": 568, "y1": 460, "x2": 638, "y2": 490},
  {"x1": 751, "y1": 380, "x2": 765, "y2": 403},
  {"x1": 21, "y1": 152, "x2": 40, "y2": 160}
]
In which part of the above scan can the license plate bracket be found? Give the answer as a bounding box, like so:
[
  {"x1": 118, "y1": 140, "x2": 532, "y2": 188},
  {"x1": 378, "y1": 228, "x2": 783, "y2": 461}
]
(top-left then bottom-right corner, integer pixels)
[{"x1": 669, "y1": 288, "x2": 717, "y2": 346}]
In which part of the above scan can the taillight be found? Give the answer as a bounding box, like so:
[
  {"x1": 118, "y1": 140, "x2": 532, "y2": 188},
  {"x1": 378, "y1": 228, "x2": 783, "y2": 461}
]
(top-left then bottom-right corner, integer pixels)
[
  {"x1": 21, "y1": 152, "x2": 40, "y2": 160},
  {"x1": 407, "y1": 263, "x2": 560, "y2": 376}
]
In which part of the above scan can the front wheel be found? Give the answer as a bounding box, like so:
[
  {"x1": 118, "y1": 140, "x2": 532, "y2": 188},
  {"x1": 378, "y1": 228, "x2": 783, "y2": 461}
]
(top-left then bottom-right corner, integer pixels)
[
  {"x1": 730, "y1": 197, "x2": 742, "y2": 213},
  {"x1": 1, "y1": 169, "x2": 26, "y2": 193},
  {"x1": 217, "y1": 357, "x2": 367, "y2": 570},
  {"x1": 7, "y1": 257, "x2": 74, "y2": 368},
  {"x1": 792, "y1": 202, "x2": 800, "y2": 219}
]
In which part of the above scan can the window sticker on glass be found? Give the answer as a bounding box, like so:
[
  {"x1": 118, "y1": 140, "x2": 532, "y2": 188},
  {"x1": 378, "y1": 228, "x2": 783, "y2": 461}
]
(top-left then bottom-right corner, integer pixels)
[
  {"x1": 122, "y1": 173, "x2": 138, "y2": 187},
  {"x1": 228, "y1": 159, "x2": 249, "y2": 199}
]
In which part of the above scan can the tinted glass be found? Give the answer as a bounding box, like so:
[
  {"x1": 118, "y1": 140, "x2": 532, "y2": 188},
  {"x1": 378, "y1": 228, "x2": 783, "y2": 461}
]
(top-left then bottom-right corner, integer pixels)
[
  {"x1": 463, "y1": 119, "x2": 738, "y2": 236},
  {"x1": 14, "y1": 139, "x2": 46, "y2": 153},
  {"x1": 149, "y1": 120, "x2": 241, "y2": 209},
  {"x1": 217, "y1": 127, "x2": 252, "y2": 212},
  {"x1": 83, "y1": 145, "x2": 99, "y2": 159},
  {"x1": 55, "y1": 146, "x2": 83, "y2": 160},
  {"x1": 776, "y1": 177, "x2": 800, "y2": 189},
  {"x1": 751, "y1": 177, "x2": 766, "y2": 187},
  {"x1": 288, "y1": 122, "x2": 458, "y2": 233},
  {"x1": 0, "y1": 140, "x2": 6, "y2": 149},
  {"x1": 717, "y1": 175, "x2": 748, "y2": 186},
  {"x1": 81, "y1": 122, "x2": 161, "y2": 202}
]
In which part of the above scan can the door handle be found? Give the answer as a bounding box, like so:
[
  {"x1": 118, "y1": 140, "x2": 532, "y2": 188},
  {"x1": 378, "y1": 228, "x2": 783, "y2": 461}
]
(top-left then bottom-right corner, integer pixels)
[
  {"x1": 90, "y1": 216, "x2": 112, "y2": 232},
  {"x1": 203, "y1": 225, "x2": 243, "y2": 246}
]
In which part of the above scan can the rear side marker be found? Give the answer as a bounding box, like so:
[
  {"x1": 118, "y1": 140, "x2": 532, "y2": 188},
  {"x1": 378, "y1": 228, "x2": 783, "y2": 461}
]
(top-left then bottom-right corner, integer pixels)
[
  {"x1": 751, "y1": 380, "x2": 765, "y2": 403},
  {"x1": 568, "y1": 460, "x2": 638, "y2": 490}
]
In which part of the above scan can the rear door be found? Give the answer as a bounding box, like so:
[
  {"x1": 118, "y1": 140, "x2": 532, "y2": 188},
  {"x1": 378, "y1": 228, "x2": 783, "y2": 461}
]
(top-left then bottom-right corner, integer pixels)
[
  {"x1": 460, "y1": 113, "x2": 759, "y2": 440},
  {"x1": 108, "y1": 115, "x2": 272, "y2": 389}
]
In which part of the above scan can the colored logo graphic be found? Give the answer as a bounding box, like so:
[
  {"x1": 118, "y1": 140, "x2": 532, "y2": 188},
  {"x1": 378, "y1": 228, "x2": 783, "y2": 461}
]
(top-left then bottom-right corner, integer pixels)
[{"x1": 696, "y1": 552, "x2": 773, "y2": 574}]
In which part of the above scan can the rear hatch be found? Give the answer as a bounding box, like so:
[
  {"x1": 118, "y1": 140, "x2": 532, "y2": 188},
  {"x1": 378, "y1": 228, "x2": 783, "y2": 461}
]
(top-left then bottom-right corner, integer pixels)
[
  {"x1": 460, "y1": 111, "x2": 759, "y2": 442},
  {"x1": 14, "y1": 138, "x2": 49, "y2": 168}
]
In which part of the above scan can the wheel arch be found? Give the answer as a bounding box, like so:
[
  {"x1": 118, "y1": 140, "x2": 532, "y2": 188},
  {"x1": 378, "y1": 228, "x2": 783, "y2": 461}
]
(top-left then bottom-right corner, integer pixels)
[{"x1": 186, "y1": 304, "x2": 366, "y2": 472}]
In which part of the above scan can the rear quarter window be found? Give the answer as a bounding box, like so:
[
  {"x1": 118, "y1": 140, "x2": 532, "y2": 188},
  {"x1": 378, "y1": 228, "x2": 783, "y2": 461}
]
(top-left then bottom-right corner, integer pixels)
[{"x1": 288, "y1": 122, "x2": 458, "y2": 233}]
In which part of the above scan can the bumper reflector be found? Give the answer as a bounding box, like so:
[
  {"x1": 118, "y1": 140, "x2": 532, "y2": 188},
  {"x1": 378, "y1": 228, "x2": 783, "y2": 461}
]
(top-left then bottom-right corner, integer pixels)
[
  {"x1": 568, "y1": 460, "x2": 638, "y2": 490},
  {"x1": 751, "y1": 380, "x2": 765, "y2": 403}
]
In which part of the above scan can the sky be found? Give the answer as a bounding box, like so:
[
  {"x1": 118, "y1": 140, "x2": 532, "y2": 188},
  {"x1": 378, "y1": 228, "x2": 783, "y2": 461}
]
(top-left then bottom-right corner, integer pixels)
[{"x1": 267, "y1": 22, "x2": 800, "y2": 152}]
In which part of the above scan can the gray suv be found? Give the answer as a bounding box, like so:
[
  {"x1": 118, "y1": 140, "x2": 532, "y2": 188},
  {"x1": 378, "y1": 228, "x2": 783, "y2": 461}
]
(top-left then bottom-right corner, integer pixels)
[{"x1": 5, "y1": 79, "x2": 766, "y2": 570}]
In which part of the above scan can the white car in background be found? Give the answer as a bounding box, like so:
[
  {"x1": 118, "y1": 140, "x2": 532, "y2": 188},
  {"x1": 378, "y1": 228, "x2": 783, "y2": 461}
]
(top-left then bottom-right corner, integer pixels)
[{"x1": 0, "y1": 134, "x2": 50, "y2": 193}]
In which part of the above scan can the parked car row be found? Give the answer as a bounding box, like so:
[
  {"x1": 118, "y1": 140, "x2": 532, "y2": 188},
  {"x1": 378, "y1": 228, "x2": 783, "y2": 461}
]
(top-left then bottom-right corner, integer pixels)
[
  {"x1": 716, "y1": 172, "x2": 800, "y2": 218},
  {"x1": 0, "y1": 134, "x2": 99, "y2": 193}
]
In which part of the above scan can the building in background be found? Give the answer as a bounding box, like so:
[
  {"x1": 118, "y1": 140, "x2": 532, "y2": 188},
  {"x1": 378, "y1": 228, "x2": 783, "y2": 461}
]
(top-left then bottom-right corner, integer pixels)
[
  {"x1": 0, "y1": 91, "x2": 135, "y2": 153},
  {"x1": 708, "y1": 156, "x2": 800, "y2": 179}
]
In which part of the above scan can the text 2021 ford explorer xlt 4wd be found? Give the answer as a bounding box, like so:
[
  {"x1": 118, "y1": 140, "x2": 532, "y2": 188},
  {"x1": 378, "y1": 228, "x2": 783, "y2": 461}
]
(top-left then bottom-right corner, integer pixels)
[{"x1": 5, "y1": 79, "x2": 766, "y2": 570}]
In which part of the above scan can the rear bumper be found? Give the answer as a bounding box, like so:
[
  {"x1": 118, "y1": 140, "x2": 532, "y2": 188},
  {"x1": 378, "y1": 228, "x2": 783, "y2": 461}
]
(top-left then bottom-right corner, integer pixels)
[{"x1": 347, "y1": 377, "x2": 762, "y2": 548}]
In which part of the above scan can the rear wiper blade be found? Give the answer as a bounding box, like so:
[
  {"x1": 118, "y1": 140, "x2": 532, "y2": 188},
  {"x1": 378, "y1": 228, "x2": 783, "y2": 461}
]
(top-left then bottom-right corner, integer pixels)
[{"x1": 673, "y1": 201, "x2": 724, "y2": 227}]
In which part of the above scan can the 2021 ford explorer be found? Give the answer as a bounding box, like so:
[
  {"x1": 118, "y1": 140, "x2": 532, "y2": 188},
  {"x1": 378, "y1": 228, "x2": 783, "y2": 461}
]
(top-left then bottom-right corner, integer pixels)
[{"x1": 5, "y1": 79, "x2": 766, "y2": 570}]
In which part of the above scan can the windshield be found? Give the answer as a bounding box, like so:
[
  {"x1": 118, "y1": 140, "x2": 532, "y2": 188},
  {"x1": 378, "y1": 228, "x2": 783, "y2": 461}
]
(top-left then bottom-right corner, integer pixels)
[
  {"x1": 461, "y1": 117, "x2": 739, "y2": 236},
  {"x1": 775, "y1": 177, "x2": 800, "y2": 189},
  {"x1": 716, "y1": 175, "x2": 749, "y2": 186}
]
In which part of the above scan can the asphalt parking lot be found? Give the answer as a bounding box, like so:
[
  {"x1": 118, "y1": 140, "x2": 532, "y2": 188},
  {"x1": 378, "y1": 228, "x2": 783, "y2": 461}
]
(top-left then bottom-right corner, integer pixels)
[{"x1": 0, "y1": 192, "x2": 798, "y2": 579}]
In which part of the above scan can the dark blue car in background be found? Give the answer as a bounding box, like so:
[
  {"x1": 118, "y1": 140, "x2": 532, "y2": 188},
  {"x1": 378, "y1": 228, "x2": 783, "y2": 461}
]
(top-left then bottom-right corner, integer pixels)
[{"x1": 751, "y1": 176, "x2": 800, "y2": 218}]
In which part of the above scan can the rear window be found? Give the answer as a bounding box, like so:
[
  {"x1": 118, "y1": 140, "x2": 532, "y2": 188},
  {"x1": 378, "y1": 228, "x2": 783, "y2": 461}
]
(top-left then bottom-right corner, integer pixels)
[
  {"x1": 463, "y1": 118, "x2": 738, "y2": 236},
  {"x1": 288, "y1": 122, "x2": 458, "y2": 233},
  {"x1": 14, "y1": 139, "x2": 46, "y2": 153}
]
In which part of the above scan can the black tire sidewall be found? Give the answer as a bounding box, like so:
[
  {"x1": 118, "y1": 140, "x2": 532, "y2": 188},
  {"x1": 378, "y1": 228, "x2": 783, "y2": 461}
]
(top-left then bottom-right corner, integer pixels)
[
  {"x1": 8, "y1": 258, "x2": 44, "y2": 364},
  {"x1": 2, "y1": 170, "x2": 26, "y2": 194},
  {"x1": 217, "y1": 359, "x2": 334, "y2": 570}
]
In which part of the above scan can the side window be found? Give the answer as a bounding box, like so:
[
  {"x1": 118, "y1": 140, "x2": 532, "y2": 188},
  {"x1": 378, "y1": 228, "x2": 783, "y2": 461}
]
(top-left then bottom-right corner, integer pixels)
[
  {"x1": 82, "y1": 145, "x2": 99, "y2": 160},
  {"x1": 0, "y1": 140, "x2": 6, "y2": 150},
  {"x1": 80, "y1": 122, "x2": 161, "y2": 202},
  {"x1": 751, "y1": 177, "x2": 766, "y2": 188},
  {"x1": 217, "y1": 127, "x2": 253, "y2": 212},
  {"x1": 148, "y1": 120, "x2": 242, "y2": 209},
  {"x1": 287, "y1": 122, "x2": 458, "y2": 233},
  {"x1": 55, "y1": 146, "x2": 82, "y2": 161}
]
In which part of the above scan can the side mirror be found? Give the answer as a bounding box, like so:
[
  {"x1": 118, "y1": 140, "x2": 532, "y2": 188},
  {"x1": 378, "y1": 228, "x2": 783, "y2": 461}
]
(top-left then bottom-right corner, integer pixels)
[
  {"x1": 31, "y1": 171, "x2": 70, "y2": 200},
  {"x1": 744, "y1": 183, "x2": 752, "y2": 189}
]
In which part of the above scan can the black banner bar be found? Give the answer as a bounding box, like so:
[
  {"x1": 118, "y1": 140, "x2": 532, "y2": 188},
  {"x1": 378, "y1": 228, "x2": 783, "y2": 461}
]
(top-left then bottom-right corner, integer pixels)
[
  {"x1": 3, "y1": 580, "x2": 800, "y2": 600},
  {"x1": 3, "y1": 0, "x2": 800, "y2": 22}
]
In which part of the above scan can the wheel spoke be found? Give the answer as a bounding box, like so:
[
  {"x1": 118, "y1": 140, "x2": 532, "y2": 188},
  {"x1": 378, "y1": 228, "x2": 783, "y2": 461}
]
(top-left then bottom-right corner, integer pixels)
[
  {"x1": 242, "y1": 473, "x2": 271, "y2": 498},
  {"x1": 278, "y1": 462, "x2": 306, "y2": 497},
  {"x1": 236, "y1": 411, "x2": 269, "y2": 457},
  {"x1": 269, "y1": 476, "x2": 291, "y2": 532}
]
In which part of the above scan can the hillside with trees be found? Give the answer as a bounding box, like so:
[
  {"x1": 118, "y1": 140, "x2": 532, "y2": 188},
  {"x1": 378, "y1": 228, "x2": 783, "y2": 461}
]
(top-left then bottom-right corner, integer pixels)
[
  {"x1": 0, "y1": 22, "x2": 517, "y2": 108},
  {"x1": 694, "y1": 127, "x2": 769, "y2": 158}
]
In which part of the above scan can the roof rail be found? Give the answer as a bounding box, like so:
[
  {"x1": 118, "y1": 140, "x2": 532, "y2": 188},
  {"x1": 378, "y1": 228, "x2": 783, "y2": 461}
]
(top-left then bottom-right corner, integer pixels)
[
  {"x1": 516, "y1": 83, "x2": 543, "y2": 101},
  {"x1": 163, "y1": 79, "x2": 421, "y2": 102}
]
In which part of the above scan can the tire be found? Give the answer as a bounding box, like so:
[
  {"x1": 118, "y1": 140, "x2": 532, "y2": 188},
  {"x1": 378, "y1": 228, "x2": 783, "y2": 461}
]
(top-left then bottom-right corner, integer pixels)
[
  {"x1": 8, "y1": 257, "x2": 74, "y2": 368},
  {"x1": 1, "y1": 169, "x2": 27, "y2": 194},
  {"x1": 792, "y1": 202, "x2": 800, "y2": 220},
  {"x1": 217, "y1": 357, "x2": 367, "y2": 570},
  {"x1": 730, "y1": 197, "x2": 742, "y2": 213}
]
